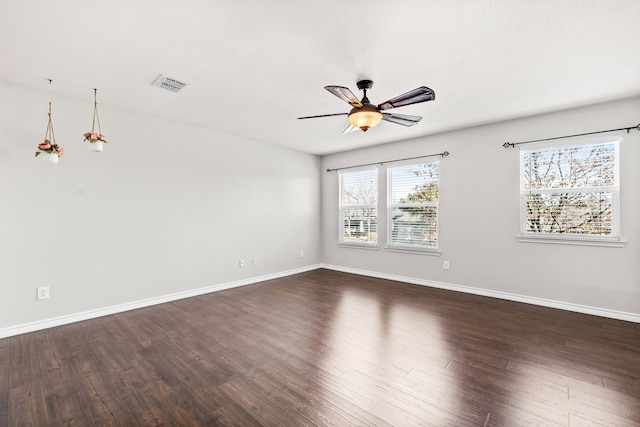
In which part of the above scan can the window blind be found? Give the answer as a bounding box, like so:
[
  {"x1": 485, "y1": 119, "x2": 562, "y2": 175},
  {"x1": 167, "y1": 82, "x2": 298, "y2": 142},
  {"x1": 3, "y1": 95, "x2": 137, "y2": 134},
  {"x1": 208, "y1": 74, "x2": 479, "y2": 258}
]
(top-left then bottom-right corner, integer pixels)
[
  {"x1": 339, "y1": 169, "x2": 378, "y2": 245},
  {"x1": 388, "y1": 162, "x2": 439, "y2": 249}
]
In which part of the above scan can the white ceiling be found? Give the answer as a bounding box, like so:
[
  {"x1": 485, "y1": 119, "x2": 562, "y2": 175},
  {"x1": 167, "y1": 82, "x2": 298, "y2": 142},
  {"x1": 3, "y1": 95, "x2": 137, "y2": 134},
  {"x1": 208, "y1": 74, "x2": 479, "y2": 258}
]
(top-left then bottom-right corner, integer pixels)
[{"x1": 1, "y1": 0, "x2": 639, "y2": 155}]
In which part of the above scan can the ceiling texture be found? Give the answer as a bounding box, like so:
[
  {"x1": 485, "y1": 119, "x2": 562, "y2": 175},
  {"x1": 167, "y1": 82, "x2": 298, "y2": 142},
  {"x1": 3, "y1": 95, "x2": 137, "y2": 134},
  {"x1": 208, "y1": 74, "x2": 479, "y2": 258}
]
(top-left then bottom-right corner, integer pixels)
[{"x1": 1, "y1": 0, "x2": 639, "y2": 155}]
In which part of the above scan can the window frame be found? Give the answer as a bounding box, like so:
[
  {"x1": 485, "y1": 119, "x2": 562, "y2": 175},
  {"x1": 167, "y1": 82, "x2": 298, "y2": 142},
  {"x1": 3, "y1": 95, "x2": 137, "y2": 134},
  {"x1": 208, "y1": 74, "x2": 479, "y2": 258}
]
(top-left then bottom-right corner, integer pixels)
[
  {"x1": 517, "y1": 136, "x2": 623, "y2": 247},
  {"x1": 338, "y1": 167, "x2": 379, "y2": 248},
  {"x1": 386, "y1": 160, "x2": 440, "y2": 254}
]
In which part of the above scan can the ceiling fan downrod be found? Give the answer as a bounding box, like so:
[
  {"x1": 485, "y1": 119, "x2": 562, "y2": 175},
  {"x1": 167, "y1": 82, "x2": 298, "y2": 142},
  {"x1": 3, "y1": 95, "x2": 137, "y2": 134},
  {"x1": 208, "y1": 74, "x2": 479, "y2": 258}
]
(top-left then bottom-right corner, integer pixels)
[{"x1": 356, "y1": 79, "x2": 374, "y2": 102}]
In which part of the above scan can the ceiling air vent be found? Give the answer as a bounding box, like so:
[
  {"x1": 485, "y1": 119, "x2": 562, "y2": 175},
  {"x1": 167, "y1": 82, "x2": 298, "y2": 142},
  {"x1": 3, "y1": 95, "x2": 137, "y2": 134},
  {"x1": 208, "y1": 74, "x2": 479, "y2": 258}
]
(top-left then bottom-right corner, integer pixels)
[{"x1": 152, "y1": 74, "x2": 188, "y2": 93}]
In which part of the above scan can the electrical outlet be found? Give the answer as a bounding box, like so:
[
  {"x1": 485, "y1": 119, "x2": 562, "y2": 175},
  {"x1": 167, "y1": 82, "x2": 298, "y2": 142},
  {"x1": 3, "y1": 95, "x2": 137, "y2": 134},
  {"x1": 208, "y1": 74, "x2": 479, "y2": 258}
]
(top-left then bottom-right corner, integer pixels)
[
  {"x1": 239, "y1": 259, "x2": 245, "y2": 268},
  {"x1": 252, "y1": 257, "x2": 257, "y2": 266},
  {"x1": 300, "y1": 250, "x2": 304, "y2": 258},
  {"x1": 443, "y1": 261, "x2": 450, "y2": 270},
  {"x1": 37, "y1": 286, "x2": 50, "y2": 300}
]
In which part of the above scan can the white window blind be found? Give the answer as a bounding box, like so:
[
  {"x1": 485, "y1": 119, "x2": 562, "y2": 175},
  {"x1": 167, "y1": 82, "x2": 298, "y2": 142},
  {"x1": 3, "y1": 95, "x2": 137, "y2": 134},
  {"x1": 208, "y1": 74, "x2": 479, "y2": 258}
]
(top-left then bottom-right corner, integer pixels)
[
  {"x1": 339, "y1": 169, "x2": 378, "y2": 245},
  {"x1": 520, "y1": 139, "x2": 620, "y2": 241},
  {"x1": 388, "y1": 161, "x2": 439, "y2": 250}
]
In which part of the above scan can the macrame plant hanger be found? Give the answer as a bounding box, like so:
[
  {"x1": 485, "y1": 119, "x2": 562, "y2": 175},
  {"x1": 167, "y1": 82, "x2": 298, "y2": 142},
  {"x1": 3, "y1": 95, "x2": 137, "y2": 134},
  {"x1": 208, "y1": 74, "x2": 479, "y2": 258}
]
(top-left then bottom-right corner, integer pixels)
[
  {"x1": 35, "y1": 81, "x2": 63, "y2": 164},
  {"x1": 84, "y1": 88, "x2": 107, "y2": 151},
  {"x1": 44, "y1": 102, "x2": 58, "y2": 162},
  {"x1": 45, "y1": 102, "x2": 55, "y2": 142},
  {"x1": 92, "y1": 89, "x2": 102, "y2": 136}
]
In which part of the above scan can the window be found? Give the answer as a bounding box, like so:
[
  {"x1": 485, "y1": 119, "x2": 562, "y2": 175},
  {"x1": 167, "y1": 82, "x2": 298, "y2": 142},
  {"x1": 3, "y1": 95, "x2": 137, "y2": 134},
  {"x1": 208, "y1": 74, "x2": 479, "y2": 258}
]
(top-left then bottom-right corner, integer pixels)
[
  {"x1": 339, "y1": 168, "x2": 378, "y2": 246},
  {"x1": 388, "y1": 161, "x2": 439, "y2": 251},
  {"x1": 519, "y1": 138, "x2": 620, "y2": 243}
]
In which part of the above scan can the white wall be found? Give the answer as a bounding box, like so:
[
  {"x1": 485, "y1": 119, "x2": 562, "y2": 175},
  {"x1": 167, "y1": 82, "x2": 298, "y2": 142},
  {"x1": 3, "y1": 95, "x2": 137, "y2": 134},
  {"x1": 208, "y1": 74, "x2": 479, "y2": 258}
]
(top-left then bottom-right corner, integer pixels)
[
  {"x1": 321, "y1": 96, "x2": 640, "y2": 316},
  {"x1": 0, "y1": 79, "x2": 322, "y2": 332}
]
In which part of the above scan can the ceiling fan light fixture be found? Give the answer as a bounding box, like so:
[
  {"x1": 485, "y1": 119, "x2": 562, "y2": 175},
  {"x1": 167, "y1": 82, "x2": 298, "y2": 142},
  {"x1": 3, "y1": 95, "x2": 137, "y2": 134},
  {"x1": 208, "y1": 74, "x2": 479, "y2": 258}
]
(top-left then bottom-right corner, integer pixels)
[{"x1": 348, "y1": 106, "x2": 382, "y2": 131}]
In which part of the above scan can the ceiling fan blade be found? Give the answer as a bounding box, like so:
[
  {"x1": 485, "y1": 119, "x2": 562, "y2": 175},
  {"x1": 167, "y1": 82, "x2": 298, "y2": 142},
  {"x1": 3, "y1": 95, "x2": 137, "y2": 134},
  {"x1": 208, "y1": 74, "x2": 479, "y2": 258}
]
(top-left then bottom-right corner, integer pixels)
[
  {"x1": 342, "y1": 124, "x2": 358, "y2": 134},
  {"x1": 382, "y1": 113, "x2": 423, "y2": 127},
  {"x1": 297, "y1": 112, "x2": 348, "y2": 120},
  {"x1": 378, "y1": 86, "x2": 435, "y2": 111},
  {"x1": 325, "y1": 86, "x2": 363, "y2": 108}
]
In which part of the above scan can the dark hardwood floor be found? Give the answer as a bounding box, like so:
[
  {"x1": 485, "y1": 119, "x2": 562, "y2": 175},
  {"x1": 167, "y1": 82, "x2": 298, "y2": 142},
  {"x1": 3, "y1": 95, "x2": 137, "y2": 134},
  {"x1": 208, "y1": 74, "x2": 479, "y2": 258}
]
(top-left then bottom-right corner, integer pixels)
[{"x1": 1, "y1": 269, "x2": 639, "y2": 426}]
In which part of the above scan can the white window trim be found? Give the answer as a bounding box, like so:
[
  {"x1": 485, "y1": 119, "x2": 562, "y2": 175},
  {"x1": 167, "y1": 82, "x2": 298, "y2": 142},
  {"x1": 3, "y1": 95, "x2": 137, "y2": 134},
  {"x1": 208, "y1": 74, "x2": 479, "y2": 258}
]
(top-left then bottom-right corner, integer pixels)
[
  {"x1": 337, "y1": 242, "x2": 381, "y2": 250},
  {"x1": 518, "y1": 136, "x2": 622, "y2": 246},
  {"x1": 384, "y1": 245, "x2": 441, "y2": 255},
  {"x1": 516, "y1": 236, "x2": 625, "y2": 247}
]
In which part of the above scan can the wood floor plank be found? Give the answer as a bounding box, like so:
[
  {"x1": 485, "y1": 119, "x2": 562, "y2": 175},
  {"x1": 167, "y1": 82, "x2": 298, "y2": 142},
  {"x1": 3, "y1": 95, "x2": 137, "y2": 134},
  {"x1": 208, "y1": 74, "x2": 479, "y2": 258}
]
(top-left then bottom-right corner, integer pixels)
[
  {"x1": 343, "y1": 367, "x2": 486, "y2": 426},
  {"x1": 250, "y1": 360, "x2": 389, "y2": 426},
  {"x1": 0, "y1": 345, "x2": 9, "y2": 422},
  {"x1": 219, "y1": 375, "x2": 316, "y2": 426},
  {"x1": 54, "y1": 344, "x2": 132, "y2": 425},
  {"x1": 3, "y1": 269, "x2": 640, "y2": 425},
  {"x1": 36, "y1": 328, "x2": 91, "y2": 425},
  {"x1": 211, "y1": 401, "x2": 263, "y2": 426},
  {"x1": 8, "y1": 381, "x2": 50, "y2": 426},
  {"x1": 8, "y1": 333, "x2": 41, "y2": 389}
]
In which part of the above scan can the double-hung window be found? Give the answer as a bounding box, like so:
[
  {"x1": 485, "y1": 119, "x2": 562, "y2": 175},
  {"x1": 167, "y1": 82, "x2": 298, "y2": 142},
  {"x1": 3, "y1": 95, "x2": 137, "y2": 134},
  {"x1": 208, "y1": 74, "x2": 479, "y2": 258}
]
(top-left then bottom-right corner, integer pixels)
[
  {"x1": 387, "y1": 161, "x2": 439, "y2": 251},
  {"x1": 519, "y1": 138, "x2": 620, "y2": 244},
  {"x1": 339, "y1": 168, "x2": 378, "y2": 246}
]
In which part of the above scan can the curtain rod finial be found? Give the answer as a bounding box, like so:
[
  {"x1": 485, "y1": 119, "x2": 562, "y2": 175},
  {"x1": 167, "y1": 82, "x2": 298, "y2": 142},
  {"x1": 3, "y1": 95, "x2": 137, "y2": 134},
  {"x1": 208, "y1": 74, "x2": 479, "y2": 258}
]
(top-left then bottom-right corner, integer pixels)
[
  {"x1": 503, "y1": 142, "x2": 514, "y2": 148},
  {"x1": 442, "y1": 151, "x2": 450, "y2": 157}
]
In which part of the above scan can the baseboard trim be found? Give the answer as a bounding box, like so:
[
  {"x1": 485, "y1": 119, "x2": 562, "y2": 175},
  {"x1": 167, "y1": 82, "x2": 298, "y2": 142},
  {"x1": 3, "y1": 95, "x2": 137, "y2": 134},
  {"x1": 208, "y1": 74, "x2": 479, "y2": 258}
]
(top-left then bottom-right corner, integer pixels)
[
  {"x1": 321, "y1": 264, "x2": 640, "y2": 324},
  {"x1": 0, "y1": 264, "x2": 322, "y2": 339},
  {"x1": 4, "y1": 262, "x2": 637, "y2": 339}
]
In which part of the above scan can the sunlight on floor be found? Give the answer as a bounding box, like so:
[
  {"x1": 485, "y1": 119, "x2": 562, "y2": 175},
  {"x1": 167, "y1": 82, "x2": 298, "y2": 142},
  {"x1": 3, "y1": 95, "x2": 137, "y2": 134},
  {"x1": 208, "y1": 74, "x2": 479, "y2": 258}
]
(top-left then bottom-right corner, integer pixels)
[{"x1": 319, "y1": 287, "x2": 463, "y2": 423}]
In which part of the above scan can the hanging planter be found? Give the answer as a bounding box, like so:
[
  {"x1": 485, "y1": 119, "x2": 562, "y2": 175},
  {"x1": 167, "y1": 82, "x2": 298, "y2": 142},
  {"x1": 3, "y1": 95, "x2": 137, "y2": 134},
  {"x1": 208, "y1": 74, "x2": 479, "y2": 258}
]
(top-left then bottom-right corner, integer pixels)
[
  {"x1": 35, "y1": 102, "x2": 64, "y2": 163},
  {"x1": 83, "y1": 88, "x2": 107, "y2": 151}
]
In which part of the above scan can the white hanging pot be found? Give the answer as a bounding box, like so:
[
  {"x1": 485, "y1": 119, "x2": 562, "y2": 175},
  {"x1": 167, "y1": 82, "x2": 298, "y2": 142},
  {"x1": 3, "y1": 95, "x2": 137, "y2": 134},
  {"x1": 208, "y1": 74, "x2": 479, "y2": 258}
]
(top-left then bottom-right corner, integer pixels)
[
  {"x1": 93, "y1": 140, "x2": 104, "y2": 152},
  {"x1": 49, "y1": 153, "x2": 59, "y2": 164}
]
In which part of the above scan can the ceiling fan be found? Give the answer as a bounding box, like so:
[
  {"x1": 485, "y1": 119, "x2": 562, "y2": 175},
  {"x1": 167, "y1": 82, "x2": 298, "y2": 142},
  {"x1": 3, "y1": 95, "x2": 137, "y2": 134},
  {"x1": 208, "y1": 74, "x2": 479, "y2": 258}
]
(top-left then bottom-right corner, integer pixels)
[{"x1": 298, "y1": 80, "x2": 435, "y2": 134}]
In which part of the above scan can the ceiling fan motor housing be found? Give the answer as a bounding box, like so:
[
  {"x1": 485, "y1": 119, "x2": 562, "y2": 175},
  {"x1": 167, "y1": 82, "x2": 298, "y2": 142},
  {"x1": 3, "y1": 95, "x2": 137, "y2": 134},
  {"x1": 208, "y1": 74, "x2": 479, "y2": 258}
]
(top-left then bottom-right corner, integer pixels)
[{"x1": 349, "y1": 103, "x2": 382, "y2": 131}]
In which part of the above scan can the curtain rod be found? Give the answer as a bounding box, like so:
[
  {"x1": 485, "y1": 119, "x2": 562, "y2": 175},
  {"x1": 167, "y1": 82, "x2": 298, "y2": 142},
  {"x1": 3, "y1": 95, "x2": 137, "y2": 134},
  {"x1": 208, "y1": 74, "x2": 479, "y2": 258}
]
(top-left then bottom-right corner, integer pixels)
[
  {"x1": 502, "y1": 123, "x2": 640, "y2": 148},
  {"x1": 326, "y1": 151, "x2": 449, "y2": 173}
]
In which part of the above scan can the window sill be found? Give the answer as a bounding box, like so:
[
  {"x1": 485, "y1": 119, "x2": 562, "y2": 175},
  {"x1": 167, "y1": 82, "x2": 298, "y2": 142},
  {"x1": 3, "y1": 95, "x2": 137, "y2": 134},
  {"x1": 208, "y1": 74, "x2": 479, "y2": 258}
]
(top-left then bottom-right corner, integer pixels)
[
  {"x1": 337, "y1": 242, "x2": 380, "y2": 251},
  {"x1": 385, "y1": 245, "x2": 441, "y2": 256},
  {"x1": 516, "y1": 236, "x2": 626, "y2": 248}
]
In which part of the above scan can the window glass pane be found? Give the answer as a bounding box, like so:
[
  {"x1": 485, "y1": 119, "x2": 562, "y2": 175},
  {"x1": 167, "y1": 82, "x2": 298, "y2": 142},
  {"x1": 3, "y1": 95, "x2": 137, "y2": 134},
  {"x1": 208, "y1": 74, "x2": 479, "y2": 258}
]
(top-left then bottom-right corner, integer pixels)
[
  {"x1": 391, "y1": 206, "x2": 437, "y2": 247},
  {"x1": 342, "y1": 207, "x2": 378, "y2": 244},
  {"x1": 525, "y1": 192, "x2": 612, "y2": 235},
  {"x1": 522, "y1": 143, "x2": 615, "y2": 190},
  {"x1": 390, "y1": 163, "x2": 438, "y2": 204},
  {"x1": 341, "y1": 169, "x2": 377, "y2": 206}
]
